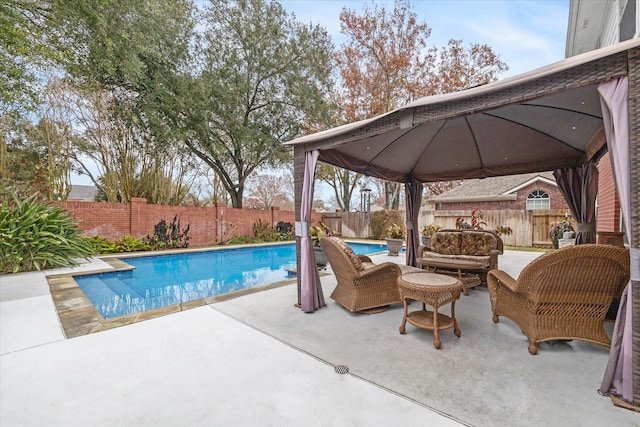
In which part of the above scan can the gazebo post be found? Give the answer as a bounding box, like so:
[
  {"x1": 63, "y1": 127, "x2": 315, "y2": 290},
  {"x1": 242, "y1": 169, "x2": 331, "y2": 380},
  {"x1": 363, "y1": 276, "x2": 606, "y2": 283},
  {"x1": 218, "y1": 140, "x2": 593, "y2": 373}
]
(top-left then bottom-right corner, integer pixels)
[
  {"x1": 626, "y1": 48, "x2": 640, "y2": 408},
  {"x1": 293, "y1": 145, "x2": 304, "y2": 307}
]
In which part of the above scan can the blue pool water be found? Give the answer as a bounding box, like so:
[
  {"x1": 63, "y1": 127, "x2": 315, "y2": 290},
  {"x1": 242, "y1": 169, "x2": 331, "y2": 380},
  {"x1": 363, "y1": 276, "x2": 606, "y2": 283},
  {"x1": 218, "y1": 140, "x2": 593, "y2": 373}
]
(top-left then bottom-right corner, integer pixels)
[{"x1": 75, "y1": 241, "x2": 386, "y2": 319}]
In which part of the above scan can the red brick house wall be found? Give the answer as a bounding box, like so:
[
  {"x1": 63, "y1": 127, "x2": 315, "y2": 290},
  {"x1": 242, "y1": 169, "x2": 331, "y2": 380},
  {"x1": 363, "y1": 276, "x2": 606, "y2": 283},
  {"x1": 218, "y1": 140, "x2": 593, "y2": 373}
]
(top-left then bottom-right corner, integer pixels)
[
  {"x1": 596, "y1": 153, "x2": 620, "y2": 232},
  {"x1": 437, "y1": 181, "x2": 568, "y2": 211},
  {"x1": 55, "y1": 199, "x2": 321, "y2": 247}
]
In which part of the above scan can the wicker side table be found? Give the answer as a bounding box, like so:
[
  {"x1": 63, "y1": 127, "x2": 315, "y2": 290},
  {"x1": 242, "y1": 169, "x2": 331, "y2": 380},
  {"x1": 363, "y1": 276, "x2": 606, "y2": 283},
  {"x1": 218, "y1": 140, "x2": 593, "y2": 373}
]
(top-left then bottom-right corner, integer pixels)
[{"x1": 397, "y1": 272, "x2": 463, "y2": 349}]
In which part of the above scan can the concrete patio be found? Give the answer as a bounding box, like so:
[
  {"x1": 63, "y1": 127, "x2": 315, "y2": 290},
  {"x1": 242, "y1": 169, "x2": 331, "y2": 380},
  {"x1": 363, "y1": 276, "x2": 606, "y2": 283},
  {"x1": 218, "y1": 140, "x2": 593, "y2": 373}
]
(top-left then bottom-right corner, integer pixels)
[{"x1": 1, "y1": 249, "x2": 637, "y2": 426}]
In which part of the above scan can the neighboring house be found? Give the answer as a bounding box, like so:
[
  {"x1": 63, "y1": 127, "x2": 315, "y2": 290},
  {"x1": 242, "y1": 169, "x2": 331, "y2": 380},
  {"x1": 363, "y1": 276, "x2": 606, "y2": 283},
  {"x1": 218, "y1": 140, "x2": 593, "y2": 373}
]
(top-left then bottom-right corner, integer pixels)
[
  {"x1": 429, "y1": 172, "x2": 568, "y2": 212},
  {"x1": 566, "y1": 0, "x2": 638, "y2": 241},
  {"x1": 68, "y1": 185, "x2": 98, "y2": 202}
]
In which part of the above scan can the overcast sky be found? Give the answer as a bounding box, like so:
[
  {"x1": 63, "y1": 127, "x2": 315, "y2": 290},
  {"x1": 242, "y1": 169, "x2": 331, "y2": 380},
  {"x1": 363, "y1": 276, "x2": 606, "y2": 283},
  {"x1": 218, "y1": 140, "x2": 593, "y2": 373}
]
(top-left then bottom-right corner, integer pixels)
[{"x1": 281, "y1": 0, "x2": 570, "y2": 77}]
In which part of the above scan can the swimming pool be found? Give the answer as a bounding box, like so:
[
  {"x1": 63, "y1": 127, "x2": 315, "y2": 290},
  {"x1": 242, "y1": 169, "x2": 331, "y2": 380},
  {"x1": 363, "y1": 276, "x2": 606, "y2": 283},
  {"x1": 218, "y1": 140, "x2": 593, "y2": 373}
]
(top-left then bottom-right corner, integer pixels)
[{"x1": 75, "y1": 241, "x2": 386, "y2": 319}]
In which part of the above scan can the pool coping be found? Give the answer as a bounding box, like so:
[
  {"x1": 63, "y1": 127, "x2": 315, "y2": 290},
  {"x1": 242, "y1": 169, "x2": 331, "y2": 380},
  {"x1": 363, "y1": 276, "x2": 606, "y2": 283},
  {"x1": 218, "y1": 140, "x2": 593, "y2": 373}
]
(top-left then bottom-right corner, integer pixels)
[{"x1": 46, "y1": 255, "x2": 300, "y2": 339}]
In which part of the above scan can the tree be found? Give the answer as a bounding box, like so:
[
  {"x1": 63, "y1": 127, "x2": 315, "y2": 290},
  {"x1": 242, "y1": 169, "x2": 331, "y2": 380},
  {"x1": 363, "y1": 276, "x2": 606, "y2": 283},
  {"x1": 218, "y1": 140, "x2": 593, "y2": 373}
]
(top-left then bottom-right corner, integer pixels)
[
  {"x1": 2, "y1": 0, "x2": 200, "y2": 203},
  {"x1": 338, "y1": 0, "x2": 508, "y2": 209},
  {"x1": 315, "y1": 162, "x2": 363, "y2": 212},
  {"x1": 244, "y1": 173, "x2": 291, "y2": 210},
  {"x1": 433, "y1": 39, "x2": 509, "y2": 94},
  {"x1": 1, "y1": 0, "x2": 67, "y2": 113},
  {"x1": 184, "y1": 0, "x2": 335, "y2": 208}
]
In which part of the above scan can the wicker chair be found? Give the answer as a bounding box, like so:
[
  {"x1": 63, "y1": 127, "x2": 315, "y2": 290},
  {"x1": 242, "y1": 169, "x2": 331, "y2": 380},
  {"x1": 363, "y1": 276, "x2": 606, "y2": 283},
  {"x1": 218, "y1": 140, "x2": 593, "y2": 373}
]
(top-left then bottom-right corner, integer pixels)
[
  {"x1": 487, "y1": 244, "x2": 630, "y2": 355},
  {"x1": 321, "y1": 236, "x2": 420, "y2": 313}
]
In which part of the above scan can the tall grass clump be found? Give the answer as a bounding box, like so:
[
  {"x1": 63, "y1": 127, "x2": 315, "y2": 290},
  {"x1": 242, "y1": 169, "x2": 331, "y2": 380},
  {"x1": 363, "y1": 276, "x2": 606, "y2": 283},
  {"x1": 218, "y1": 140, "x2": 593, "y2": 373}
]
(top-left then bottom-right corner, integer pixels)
[{"x1": 0, "y1": 193, "x2": 94, "y2": 273}]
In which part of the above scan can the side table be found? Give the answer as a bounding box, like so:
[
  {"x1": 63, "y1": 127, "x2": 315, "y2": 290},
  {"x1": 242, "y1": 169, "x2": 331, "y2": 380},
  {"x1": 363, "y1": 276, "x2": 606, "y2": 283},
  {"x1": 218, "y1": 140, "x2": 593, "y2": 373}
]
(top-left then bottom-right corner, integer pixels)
[{"x1": 397, "y1": 272, "x2": 463, "y2": 349}]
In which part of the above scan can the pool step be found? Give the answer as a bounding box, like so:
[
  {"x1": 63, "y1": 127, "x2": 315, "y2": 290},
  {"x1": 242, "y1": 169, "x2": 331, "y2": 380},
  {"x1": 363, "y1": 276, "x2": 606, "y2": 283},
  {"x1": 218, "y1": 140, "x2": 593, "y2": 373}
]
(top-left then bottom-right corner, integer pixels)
[
  {"x1": 77, "y1": 276, "x2": 143, "y2": 300},
  {"x1": 102, "y1": 276, "x2": 144, "y2": 299}
]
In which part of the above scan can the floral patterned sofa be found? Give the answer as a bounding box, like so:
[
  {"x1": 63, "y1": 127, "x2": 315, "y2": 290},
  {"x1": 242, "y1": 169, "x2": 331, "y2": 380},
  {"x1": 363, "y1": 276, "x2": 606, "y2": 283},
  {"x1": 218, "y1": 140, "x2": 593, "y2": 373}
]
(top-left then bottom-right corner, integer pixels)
[{"x1": 417, "y1": 229, "x2": 504, "y2": 281}]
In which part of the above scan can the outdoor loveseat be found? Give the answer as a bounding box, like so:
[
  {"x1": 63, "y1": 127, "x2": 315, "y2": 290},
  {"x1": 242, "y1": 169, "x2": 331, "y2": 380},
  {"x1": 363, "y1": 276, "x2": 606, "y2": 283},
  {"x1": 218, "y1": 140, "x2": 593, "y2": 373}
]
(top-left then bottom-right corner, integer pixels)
[
  {"x1": 487, "y1": 244, "x2": 630, "y2": 355},
  {"x1": 320, "y1": 236, "x2": 421, "y2": 313},
  {"x1": 417, "y1": 229, "x2": 503, "y2": 281}
]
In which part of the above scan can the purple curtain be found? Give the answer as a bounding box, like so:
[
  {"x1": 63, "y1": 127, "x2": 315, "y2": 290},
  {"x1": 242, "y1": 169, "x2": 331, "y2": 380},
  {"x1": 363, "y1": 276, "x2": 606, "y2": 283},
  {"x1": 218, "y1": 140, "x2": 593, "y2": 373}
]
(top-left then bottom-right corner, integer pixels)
[
  {"x1": 553, "y1": 161, "x2": 599, "y2": 244},
  {"x1": 299, "y1": 150, "x2": 325, "y2": 312},
  {"x1": 598, "y1": 77, "x2": 636, "y2": 403},
  {"x1": 405, "y1": 177, "x2": 423, "y2": 267}
]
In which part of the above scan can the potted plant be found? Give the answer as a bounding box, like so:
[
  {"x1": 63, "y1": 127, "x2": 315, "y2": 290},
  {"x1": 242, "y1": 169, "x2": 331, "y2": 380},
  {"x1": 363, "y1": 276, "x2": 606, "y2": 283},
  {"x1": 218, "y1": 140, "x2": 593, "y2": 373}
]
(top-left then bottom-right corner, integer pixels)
[
  {"x1": 549, "y1": 220, "x2": 574, "y2": 249},
  {"x1": 385, "y1": 223, "x2": 405, "y2": 256},
  {"x1": 420, "y1": 224, "x2": 442, "y2": 246},
  {"x1": 310, "y1": 224, "x2": 329, "y2": 267}
]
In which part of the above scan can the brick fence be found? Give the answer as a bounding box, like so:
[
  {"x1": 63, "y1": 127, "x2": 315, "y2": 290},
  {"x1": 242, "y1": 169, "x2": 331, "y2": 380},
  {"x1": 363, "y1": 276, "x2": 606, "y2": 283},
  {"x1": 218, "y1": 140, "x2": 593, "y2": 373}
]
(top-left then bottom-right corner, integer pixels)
[{"x1": 55, "y1": 198, "x2": 322, "y2": 247}]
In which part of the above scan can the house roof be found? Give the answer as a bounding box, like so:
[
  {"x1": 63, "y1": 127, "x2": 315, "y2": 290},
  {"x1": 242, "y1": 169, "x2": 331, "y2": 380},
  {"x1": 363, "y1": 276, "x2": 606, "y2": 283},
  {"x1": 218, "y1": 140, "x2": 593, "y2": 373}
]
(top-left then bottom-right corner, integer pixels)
[
  {"x1": 430, "y1": 172, "x2": 556, "y2": 203},
  {"x1": 68, "y1": 185, "x2": 98, "y2": 201}
]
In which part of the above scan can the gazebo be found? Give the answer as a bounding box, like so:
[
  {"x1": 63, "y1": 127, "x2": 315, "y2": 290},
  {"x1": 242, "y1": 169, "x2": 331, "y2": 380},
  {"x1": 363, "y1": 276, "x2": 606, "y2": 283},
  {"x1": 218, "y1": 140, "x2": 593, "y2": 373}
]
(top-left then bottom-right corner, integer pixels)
[{"x1": 286, "y1": 38, "x2": 640, "y2": 409}]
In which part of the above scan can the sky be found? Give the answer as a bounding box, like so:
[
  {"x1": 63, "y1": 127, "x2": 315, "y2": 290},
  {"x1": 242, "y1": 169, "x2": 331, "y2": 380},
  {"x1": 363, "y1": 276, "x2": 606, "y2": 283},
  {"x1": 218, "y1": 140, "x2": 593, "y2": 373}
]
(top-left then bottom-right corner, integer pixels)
[{"x1": 281, "y1": 0, "x2": 570, "y2": 78}]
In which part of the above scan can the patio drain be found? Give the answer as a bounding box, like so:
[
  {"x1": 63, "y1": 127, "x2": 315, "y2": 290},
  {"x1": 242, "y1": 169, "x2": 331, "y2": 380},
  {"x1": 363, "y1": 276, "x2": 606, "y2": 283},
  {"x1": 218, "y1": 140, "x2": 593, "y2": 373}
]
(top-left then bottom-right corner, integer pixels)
[{"x1": 334, "y1": 365, "x2": 349, "y2": 374}]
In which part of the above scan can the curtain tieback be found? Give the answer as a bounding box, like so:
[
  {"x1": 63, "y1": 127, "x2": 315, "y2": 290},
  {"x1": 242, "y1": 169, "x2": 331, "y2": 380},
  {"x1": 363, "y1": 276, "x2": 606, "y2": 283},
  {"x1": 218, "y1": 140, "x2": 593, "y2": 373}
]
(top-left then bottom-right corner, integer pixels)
[
  {"x1": 406, "y1": 221, "x2": 414, "y2": 230},
  {"x1": 576, "y1": 223, "x2": 595, "y2": 233},
  {"x1": 295, "y1": 221, "x2": 309, "y2": 237},
  {"x1": 631, "y1": 248, "x2": 640, "y2": 282}
]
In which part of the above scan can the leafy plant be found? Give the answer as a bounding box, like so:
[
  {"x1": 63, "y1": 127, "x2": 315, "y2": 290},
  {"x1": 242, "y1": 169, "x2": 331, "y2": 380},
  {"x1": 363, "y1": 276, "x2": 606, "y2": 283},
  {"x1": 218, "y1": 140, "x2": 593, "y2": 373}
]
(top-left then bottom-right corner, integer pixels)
[
  {"x1": 113, "y1": 235, "x2": 151, "y2": 252},
  {"x1": 456, "y1": 207, "x2": 512, "y2": 236},
  {"x1": 386, "y1": 223, "x2": 406, "y2": 239},
  {"x1": 494, "y1": 225, "x2": 513, "y2": 236},
  {"x1": 310, "y1": 222, "x2": 331, "y2": 247},
  {"x1": 549, "y1": 220, "x2": 574, "y2": 249},
  {"x1": 370, "y1": 210, "x2": 404, "y2": 239},
  {"x1": 145, "y1": 215, "x2": 190, "y2": 250},
  {"x1": 310, "y1": 225, "x2": 324, "y2": 247},
  {"x1": 421, "y1": 224, "x2": 442, "y2": 236},
  {"x1": 252, "y1": 219, "x2": 277, "y2": 241},
  {"x1": 0, "y1": 193, "x2": 94, "y2": 273},
  {"x1": 83, "y1": 236, "x2": 116, "y2": 254}
]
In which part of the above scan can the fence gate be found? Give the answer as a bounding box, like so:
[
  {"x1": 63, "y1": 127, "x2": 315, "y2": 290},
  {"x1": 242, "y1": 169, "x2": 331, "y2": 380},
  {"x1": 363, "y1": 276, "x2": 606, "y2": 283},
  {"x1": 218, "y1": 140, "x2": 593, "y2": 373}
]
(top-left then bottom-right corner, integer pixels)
[
  {"x1": 321, "y1": 212, "x2": 342, "y2": 236},
  {"x1": 531, "y1": 210, "x2": 572, "y2": 247}
]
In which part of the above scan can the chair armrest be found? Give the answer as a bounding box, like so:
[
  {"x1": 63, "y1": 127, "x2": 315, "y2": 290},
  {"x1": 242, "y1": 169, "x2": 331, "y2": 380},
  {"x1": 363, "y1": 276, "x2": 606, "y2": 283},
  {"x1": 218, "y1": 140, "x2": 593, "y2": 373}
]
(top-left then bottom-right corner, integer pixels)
[
  {"x1": 357, "y1": 254, "x2": 372, "y2": 263},
  {"x1": 487, "y1": 269, "x2": 518, "y2": 293},
  {"x1": 354, "y1": 263, "x2": 401, "y2": 286},
  {"x1": 488, "y1": 249, "x2": 501, "y2": 269}
]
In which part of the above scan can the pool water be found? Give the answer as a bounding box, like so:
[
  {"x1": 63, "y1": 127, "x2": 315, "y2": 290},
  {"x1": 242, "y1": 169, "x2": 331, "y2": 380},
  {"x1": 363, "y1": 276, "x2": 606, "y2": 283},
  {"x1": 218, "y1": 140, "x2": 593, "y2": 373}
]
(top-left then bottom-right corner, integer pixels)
[{"x1": 75, "y1": 241, "x2": 386, "y2": 319}]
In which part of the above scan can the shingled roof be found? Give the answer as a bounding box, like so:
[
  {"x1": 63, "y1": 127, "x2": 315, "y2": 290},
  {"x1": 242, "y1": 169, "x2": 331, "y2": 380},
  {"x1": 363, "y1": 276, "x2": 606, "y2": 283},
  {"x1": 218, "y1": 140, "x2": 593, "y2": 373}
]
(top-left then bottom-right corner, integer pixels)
[{"x1": 430, "y1": 172, "x2": 556, "y2": 202}]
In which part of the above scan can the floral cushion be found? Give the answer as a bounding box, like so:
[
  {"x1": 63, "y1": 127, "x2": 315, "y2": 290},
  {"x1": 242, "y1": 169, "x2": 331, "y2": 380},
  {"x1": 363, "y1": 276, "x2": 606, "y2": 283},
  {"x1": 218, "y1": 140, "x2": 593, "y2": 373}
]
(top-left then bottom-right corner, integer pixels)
[
  {"x1": 461, "y1": 231, "x2": 497, "y2": 256},
  {"x1": 429, "y1": 232, "x2": 461, "y2": 255},
  {"x1": 331, "y1": 237, "x2": 364, "y2": 271}
]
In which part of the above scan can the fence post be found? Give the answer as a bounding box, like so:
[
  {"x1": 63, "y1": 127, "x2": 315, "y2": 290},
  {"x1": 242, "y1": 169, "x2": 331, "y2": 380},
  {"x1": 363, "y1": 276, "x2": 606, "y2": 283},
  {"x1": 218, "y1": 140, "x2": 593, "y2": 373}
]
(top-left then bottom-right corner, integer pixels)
[
  {"x1": 129, "y1": 197, "x2": 147, "y2": 238},
  {"x1": 271, "y1": 206, "x2": 280, "y2": 228}
]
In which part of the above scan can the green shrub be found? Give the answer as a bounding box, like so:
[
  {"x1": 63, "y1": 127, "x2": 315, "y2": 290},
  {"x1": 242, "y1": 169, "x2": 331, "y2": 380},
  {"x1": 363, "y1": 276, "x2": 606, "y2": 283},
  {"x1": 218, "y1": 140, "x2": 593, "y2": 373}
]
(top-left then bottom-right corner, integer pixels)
[
  {"x1": 0, "y1": 193, "x2": 94, "y2": 273},
  {"x1": 252, "y1": 219, "x2": 277, "y2": 241},
  {"x1": 113, "y1": 235, "x2": 151, "y2": 252},
  {"x1": 83, "y1": 236, "x2": 117, "y2": 254},
  {"x1": 369, "y1": 210, "x2": 403, "y2": 239}
]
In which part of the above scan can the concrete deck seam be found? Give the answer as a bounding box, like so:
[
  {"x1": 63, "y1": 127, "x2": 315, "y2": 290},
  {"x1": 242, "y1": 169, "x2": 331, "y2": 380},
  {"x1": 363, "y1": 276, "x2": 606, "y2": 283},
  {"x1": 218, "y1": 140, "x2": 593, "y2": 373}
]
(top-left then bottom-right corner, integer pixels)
[{"x1": 206, "y1": 303, "x2": 472, "y2": 427}]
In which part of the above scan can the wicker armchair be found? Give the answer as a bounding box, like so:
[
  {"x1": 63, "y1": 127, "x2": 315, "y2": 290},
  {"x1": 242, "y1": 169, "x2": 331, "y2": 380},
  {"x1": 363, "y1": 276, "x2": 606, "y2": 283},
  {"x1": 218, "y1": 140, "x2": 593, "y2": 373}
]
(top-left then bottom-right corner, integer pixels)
[
  {"x1": 321, "y1": 236, "x2": 418, "y2": 313},
  {"x1": 487, "y1": 244, "x2": 630, "y2": 355}
]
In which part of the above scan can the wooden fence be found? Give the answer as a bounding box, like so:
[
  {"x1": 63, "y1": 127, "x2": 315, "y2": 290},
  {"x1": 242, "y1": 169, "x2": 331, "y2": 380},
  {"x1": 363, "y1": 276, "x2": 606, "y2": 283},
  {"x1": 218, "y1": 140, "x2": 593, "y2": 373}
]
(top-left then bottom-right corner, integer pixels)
[{"x1": 322, "y1": 209, "x2": 574, "y2": 248}]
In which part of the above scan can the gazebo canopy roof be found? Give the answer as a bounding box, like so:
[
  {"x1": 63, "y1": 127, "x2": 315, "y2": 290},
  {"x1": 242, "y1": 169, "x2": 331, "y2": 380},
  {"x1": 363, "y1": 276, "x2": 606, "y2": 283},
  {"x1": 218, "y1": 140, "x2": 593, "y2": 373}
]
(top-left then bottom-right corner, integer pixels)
[{"x1": 285, "y1": 38, "x2": 640, "y2": 183}]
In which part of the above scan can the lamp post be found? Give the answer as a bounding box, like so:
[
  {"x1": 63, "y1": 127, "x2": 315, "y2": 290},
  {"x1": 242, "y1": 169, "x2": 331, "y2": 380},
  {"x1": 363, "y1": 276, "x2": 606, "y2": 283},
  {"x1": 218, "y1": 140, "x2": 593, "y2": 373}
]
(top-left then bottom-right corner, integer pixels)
[{"x1": 360, "y1": 188, "x2": 372, "y2": 237}]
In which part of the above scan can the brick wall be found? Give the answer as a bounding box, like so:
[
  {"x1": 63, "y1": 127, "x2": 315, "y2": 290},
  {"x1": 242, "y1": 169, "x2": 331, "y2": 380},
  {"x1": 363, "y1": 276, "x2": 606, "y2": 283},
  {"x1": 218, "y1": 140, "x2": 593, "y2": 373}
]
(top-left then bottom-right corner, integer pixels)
[
  {"x1": 55, "y1": 199, "x2": 321, "y2": 247},
  {"x1": 438, "y1": 181, "x2": 568, "y2": 211},
  {"x1": 596, "y1": 153, "x2": 620, "y2": 232}
]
